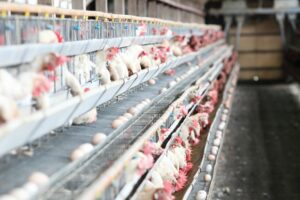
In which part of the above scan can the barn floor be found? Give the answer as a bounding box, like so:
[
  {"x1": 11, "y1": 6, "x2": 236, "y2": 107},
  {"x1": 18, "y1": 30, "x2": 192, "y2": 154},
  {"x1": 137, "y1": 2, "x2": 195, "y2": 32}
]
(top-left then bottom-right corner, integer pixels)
[{"x1": 211, "y1": 83, "x2": 300, "y2": 200}]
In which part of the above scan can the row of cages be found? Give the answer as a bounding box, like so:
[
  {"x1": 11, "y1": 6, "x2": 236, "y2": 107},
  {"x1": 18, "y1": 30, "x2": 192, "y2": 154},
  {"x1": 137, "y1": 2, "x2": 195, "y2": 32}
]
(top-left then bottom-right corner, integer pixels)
[
  {"x1": 87, "y1": 47, "x2": 235, "y2": 200},
  {"x1": 0, "y1": 15, "x2": 204, "y2": 46}
]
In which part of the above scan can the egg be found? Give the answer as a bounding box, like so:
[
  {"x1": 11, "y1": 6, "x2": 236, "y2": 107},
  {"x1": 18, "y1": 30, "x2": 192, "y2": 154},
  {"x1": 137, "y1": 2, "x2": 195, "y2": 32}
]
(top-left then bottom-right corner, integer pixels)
[
  {"x1": 196, "y1": 190, "x2": 207, "y2": 200},
  {"x1": 28, "y1": 172, "x2": 49, "y2": 187},
  {"x1": 79, "y1": 143, "x2": 94, "y2": 154},
  {"x1": 221, "y1": 114, "x2": 227, "y2": 121},
  {"x1": 175, "y1": 77, "x2": 181, "y2": 82},
  {"x1": 10, "y1": 188, "x2": 30, "y2": 200},
  {"x1": 123, "y1": 113, "x2": 133, "y2": 120},
  {"x1": 117, "y1": 116, "x2": 129, "y2": 123},
  {"x1": 208, "y1": 154, "x2": 216, "y2": 161},
  {"x1": 223, "y1": 109, "x2": 229, "y2": 114},
  {"x1": 216, "y1": 131, "x2": 222, "y2": 138},
  {"x1": 159, "y1": 88, "x2": 168, "y2": 94},
  {"x1": 211, "y1": 146, "x2": 218, "y2": 155},
  {"x1": 141, "y1": 100, "x2": 148, "y2": 106},
  {"x1": 213, "y1": 138, "x2": 221, "y2": 146},
  {"x1": 218, "y1": 122, "x2": 226, "y2": 130},
  {"x1": 206, "y1": 164, "x2": 213, "y2": 173},
  {"x1": 70, "y1": 149, "x2": 84, "y2": 161},
  {"x1": 22, "y1": 182, "x2": 39, "y2": 197},
  {"x1": 0, "y1": 195, "x2": 16, "y2": 200},
  {"x1": 148, "y1": 79, "x2": 156, "y2": 85},
  {"x1": 168, "y1": 81, "x2": 177, "y2": 88},
  {"x1": 135, "y1": 103, "x2": 144, "y2": 111},
  {"x1": 92, "y1": 133, "x2": 107, "y2": 145},
  {"x1": 145, "y1": 98, "x2": 151, "y2": 103},
  {"x1": 128, "y1": 107, "x2": 138, "y2": 115},
  {"x1": 112, "y1": 119, "x2": 123, "y2": 129},
  {"x1": 204, "y1": 174, "x2": 211, "y2": 182}
]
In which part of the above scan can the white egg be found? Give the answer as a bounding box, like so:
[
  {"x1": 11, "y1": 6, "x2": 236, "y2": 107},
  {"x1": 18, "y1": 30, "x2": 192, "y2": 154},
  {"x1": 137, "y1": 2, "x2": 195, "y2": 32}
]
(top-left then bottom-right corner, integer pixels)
[
  {"x1": 175, "y1": 77, "x2": 181, "y2": 82},
  {"x1": 112, "y1": 119, "x2": 123, "y2": 129},
  {"x1": 123, "y1": 113, "x2": 133, "y2": 120},
  {"x1": 0, "y1": 195, "x2": 17, "y2": 200},
  {"x1": 223, "y1": 109, "x2": 229, "y2": 114},
  {"x1": 213, "y1": 138, "x2": 221, "y2": 146},
  {"x1": 196, "y1": 190, "x2": 207, "y2": 200},
  {"x1": 79, "y1": 143, "x2": 94, "y2": 154},
  {"x1": 148, "y1": 79, "x2": 156, "y2": 85},
  {"x1": 206, "y1": 164, "x2": 213, "y2": 173},
  {"x1": 216, "y1": 131, "x2": 222, "y2": 138},
  {"x1": 141, "y1": 100, "x2": 148, "y2": 106},
  {"x1": 22, "y1": 182, "x2": 39, "y2": 197},
  {"x1": 128, "y1": 107, "x2": 138, "y2": 115},
  {"x1": 204, "y1": 174, "x2": 211, "y2": 182},
  {"x1": 117, "y1": 116, "x2": 129, "y2": 123},
  {"x1": 211, "y1": 146, "x2": 219, "y2": 155},
  {"x1": 168, "y1": 81, "x2": 177, "y2": 88},
  {"x1": 69, "y1": 149, "x2": 84, "y2": 161},
  {"x1": 208, "y1": 154, "x2": 216, "y2": 161},
  {"x1": 10, "y1": 188, "x2": 30, "y2": 200},
  {"x1": 28, "y1": 172, "x2": 49, "y2": 188},
  {"x1": 135, "y1": 103, "x2": 144, "y2": 110},
  {"x1": 92, "y1": 133, "x2": 107, "y2": 145},
  {"x1": 221, "y1": 114, "x2": 227, "y2": 121},
  {"x1": 218, "y1": 122, "x2": 226, "y2": 130},
  {"x1": 145, "y1": 98, "x2": 151, "y2": 103},
  {"x1": 159, "y1": 88, "x2": 168, "y2": 94}
]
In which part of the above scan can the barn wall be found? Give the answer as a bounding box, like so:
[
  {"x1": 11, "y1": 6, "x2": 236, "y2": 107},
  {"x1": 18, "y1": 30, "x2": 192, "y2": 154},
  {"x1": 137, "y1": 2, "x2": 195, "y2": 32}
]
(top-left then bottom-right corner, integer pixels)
[{"x1": 229, "y1": 16, "x2": 283, "y2": 81}]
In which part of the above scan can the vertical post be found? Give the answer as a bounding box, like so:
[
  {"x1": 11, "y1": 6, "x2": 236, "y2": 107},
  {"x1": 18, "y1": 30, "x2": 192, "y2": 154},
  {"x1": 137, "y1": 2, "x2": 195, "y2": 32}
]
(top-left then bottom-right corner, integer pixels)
[
  {"x1": 276, "y1": 13, "x2": 286, "y2": 48},
  {"x1": 157, "y1": 2, "x2": 163, "y2": 19},
  {"x1": 147, "y1": 0, "x2": 157, "y2": 17},
  {"x1": 128, "y1": 0, "x2": 138, "y2": 15},
  {"x1": 224, "y1": 16, "x2": 233, "y2": 42},
  {"x1": 38, "y1": 0, "x2": 52, "y2": 5},
  {"x1": 114, "y1": 0, "x2": 125, "y2": 14},
  {"x1": 138, "y1": 0, "x2": 147, "y2": 17},
  {"x1": 95, "y1": 0, "x2": 108, "y2": 12},
  {"x1": 235, "y1": 15, "x2": 245, "y2": 50},
  {"x1": 72, "y1": 0, "x2": 86, "y2": 10}
]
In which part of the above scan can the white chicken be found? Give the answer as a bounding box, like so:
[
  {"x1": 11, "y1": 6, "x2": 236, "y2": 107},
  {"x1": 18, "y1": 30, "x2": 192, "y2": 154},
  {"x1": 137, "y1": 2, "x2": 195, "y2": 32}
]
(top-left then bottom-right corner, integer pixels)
[
  {"x1": 0, "y1": 95, "x2": 20, "y2": 124},
  {"x1": 150, "y1": 170, "x2": 164, "y2": 189},
  {"x1": 166, "y1": 150, "x2": 180, "y2": 171},
  {"x1": 63, "y1": 66, "x2": 84, "y2": 97},
  {"x1": 94, "y1": 51, "x2": 112, "y2": 84},
  {"x1": 155, "y1": 155, "x2": 178, "y2": 183},
  {"x1": 121, "y1": 45, "x2": 142, "y2": 74},
  {"x1": 0, "y1": 70, "x2": 52, "y2": 110},
  {"x1": 38, "y1": 30, "x2": 58, "y2": 44},
  {"x1": 73, "y1": 54, "x2": 96, "y2": 84},
  {"x1": 106, "y1": 48, "x2": 129, "y2": 80},
  {"x1": 173, "y1": 145, "x2": 188, "y2": 169}
]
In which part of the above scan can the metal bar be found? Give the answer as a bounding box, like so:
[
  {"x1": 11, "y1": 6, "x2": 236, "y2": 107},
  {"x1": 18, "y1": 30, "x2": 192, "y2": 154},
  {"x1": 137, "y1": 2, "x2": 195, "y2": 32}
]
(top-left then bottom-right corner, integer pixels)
[{"x1": 209, "y1": 8, "x2": 300, "y2": 16}]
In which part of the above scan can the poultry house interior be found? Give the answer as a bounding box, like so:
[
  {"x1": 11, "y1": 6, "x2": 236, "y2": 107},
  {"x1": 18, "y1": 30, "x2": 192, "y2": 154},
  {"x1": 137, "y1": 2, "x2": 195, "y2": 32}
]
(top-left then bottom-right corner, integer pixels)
[{"x1": 0, "y1": 0, "x2": 299, "y2": 200}]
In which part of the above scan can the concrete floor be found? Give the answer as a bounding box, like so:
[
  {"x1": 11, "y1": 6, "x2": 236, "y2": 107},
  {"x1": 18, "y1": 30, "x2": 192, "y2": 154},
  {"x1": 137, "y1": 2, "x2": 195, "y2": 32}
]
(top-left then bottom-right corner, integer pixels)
[{"x1": 211, "y1": 83, "x2": 300, "y2": 200}]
